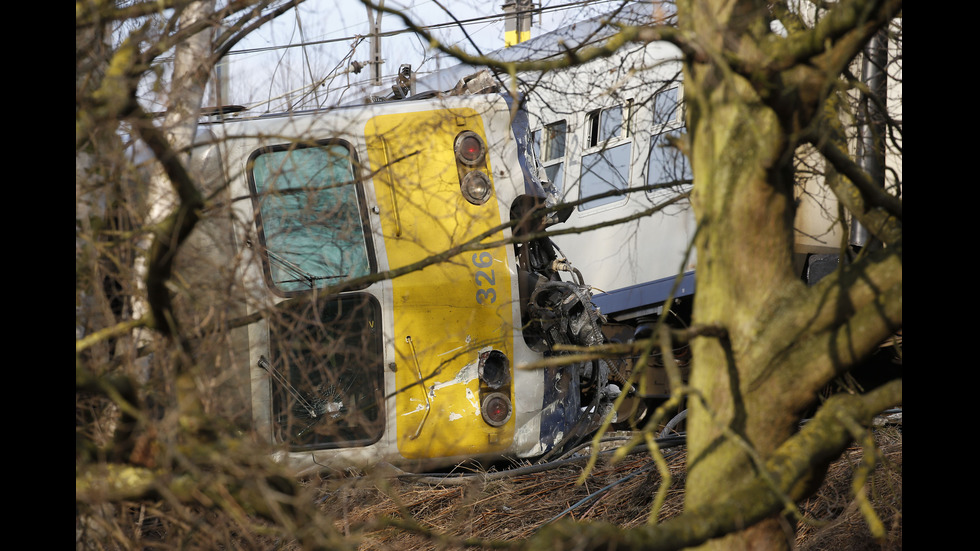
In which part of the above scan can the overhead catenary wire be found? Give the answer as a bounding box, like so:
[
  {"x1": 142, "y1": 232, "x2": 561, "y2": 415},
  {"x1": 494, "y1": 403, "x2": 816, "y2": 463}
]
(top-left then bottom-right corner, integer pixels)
[
  {"x1": 221, "y1": 0, "x2": 626, "y2": 58},
  {"x1": 194, "y1": 0, "x2": 636, "y2": 111}
]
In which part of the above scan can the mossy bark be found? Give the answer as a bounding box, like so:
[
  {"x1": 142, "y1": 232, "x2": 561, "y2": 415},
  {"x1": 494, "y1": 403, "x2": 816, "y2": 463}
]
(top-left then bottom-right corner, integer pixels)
[
  {"x1": 683, "y1": 62, "x2": 802, "y2": 551},
  {"x1": 675, "y1": 1, "x2": 902, "y2": 549}
]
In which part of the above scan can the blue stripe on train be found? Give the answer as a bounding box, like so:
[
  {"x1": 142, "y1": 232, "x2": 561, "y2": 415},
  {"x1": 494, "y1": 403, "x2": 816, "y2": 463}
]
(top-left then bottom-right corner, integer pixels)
[{"x1": 591, "y1": 271, "x2": 696, "y2": 317}]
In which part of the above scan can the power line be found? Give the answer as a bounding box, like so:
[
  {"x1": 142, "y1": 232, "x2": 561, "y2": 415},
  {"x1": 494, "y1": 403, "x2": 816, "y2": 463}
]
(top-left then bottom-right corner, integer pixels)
[
  {"x1": 225, "y1": 0, "x2": 628, "y2": 111},
  {"x1": 224, "y1": 0, "x2": 621, "y2": 57}
]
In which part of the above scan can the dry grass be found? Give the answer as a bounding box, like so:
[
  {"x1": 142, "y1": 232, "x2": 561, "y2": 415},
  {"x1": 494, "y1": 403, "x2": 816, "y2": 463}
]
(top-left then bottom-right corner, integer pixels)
[
  {"x1": 76, "y1": 427, "x2": 901, "y2": 550},
  {"x1": 795, "y1": 426, "x2": 903, "y2": 550},
  {"x1": 307, "y1": 425, "x2": 901, "y2": 550},
  {"x1": 314, "y1": 445, "x2": 688, "y2": 549}
]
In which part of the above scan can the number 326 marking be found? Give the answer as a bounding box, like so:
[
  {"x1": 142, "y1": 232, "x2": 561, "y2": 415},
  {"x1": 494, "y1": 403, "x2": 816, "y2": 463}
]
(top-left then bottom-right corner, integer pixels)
[{"x1": 472, "y1": 252, "x2": 497, "y2": 304}]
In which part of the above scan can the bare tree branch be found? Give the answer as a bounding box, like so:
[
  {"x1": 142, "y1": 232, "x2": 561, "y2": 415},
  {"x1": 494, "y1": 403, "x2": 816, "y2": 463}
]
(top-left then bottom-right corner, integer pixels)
[{"x1": 525, "y1": 379, "x2": 901, "y2": 551}]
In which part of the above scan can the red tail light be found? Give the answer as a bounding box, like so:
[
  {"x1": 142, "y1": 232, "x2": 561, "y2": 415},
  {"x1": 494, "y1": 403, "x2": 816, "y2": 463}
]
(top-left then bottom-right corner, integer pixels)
[
  {"x1": 455, "y1": 131, "x2": 486, "y2": 166},
  {"x1": 481, "y1": 392, "x2": 512, "y2": 426}
]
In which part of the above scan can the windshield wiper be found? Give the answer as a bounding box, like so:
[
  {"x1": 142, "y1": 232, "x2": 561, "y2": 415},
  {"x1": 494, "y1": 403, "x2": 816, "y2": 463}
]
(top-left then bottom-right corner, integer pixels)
[
  {"x1": 257, "y1": 355, "x2": 318, "y2": 419},
  {"x1": 266, "y1": 250, "x2": 347, "y2": 288}
]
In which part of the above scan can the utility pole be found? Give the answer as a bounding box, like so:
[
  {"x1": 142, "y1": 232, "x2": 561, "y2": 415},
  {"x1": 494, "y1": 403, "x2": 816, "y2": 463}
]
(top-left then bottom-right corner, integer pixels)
[
  {"x1": 502, "y1": 1, "x2": 533, "y2": 47},
  {"x1": 366, "y1": 0, "x2": 384, "y2": 87},
  {"x1": 851, "y1": 30, "x2": 889, "y2": 251},
  {"x1": 213, "y1": 55, "x2": 229, "y2": 109}
]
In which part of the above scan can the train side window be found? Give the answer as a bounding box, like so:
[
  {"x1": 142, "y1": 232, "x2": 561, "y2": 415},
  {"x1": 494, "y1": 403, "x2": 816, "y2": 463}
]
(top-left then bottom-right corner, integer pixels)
[
  {"x1": 653, "y1": 87, "x2": 683, "y2": 128},
  {"x1": 534, "y1": 120, "x2": 567, "y2": 194},
  {"x1": 586, "y1": 103, "x2": 630, "y2": 147},
  {"x1": 647, "y1": 130, "x2": 692, "y2": 194},
  {"x1": 248, "y1": 141, "x2": 375, "y2": 295},
  {"x1": 580, "y1": 102, "x2": 632, "y2": 210},
  {"x1": 580, "y1": 143, "x2": 631, "y2": 210},
  {"x1": 647, "y1": 87, "x2": 692, "y2": 203}
]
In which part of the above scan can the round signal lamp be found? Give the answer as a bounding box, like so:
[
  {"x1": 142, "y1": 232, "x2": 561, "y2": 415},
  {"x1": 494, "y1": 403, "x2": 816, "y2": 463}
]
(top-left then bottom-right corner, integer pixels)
[
  {"x1": 481, "y1": 393, "x2": 512, "y2": 427},
  {"x1": 461, "y1": 171, "x2": 492, "y2": 205},
  {"x1": 455, "y1": 131, "x2": 486, "y2": 166}
]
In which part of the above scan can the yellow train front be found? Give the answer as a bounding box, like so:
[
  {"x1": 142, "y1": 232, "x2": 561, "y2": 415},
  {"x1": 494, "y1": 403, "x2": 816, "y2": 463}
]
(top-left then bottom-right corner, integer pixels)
[{"x1": 196, "y1": 86, "x2": 608, "y2": 474}]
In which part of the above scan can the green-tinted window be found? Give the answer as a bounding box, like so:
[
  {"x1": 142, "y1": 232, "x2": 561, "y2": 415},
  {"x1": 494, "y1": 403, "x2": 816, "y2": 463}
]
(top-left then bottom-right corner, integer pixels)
[{"x1": 250, "y1": 143, "x2": 372, "y2": 294}]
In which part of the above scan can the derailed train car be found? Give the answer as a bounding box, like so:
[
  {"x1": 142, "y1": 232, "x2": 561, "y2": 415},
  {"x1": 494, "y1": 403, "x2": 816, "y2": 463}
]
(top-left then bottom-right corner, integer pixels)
[
  {"x1": 187, "y1": 88, "x2": 622, "y2": 475},
  {"x1": 182, "y1": 2, "x2": 898, "y2": 475}
]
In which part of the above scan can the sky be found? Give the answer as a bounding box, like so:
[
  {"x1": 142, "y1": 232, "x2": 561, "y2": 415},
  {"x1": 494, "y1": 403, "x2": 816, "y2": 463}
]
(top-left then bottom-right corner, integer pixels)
[{"x1": 217, "y1": 0, "x2": 624, "y2": 111}]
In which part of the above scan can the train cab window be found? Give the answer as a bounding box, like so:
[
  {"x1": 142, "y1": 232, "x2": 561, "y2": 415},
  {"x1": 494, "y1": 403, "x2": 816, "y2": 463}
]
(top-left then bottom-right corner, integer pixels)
[
  {"x1": 248, "y1": 142, "x2": 375, "y2": 295},
  {"x1": 646, "y1": 87, "x2": 692, "y2": 203},
  {"x1": 268, "y1": 294, "x2": 384, "y2": 450},
  {"x1": 580, "y1": 102, "x2": 632, "y2": 211},
  {"x1": 533, "y1": 120, "x2": 567, "y2": 194}
]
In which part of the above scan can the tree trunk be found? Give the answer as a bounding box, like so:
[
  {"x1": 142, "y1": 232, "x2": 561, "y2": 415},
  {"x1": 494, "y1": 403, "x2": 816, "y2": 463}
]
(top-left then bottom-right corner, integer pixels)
[{"x1": 680, "y1": 2, "x2": 809, "y2": 549}]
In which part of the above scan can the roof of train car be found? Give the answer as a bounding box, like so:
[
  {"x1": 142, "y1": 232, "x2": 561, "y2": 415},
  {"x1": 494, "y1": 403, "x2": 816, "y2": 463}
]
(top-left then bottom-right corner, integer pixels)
[
  {"x1": 196, "y1": 83, "x2": 515, "y2": 130},
  {"x1": 410, "y1": 2, "x2": 673, "y2": 95}
]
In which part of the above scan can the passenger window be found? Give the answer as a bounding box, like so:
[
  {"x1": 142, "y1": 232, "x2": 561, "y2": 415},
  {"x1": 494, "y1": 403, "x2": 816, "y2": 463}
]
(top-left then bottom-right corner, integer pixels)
[
  {"x1": 653, "y1": 87, "x2": 683, "y2": 128},
  {"x1": 580, "y1": 102, "x2": 632, "y2": 210},
  {"x1": 534, "y1": 120, "x2": 567, "y2": 194},
  {"x1": 542, "y1": 121, "x2": 566, "y2": 162},
  {"x1": 647, "y1": 87, "x2": 692, "y2": 202},
  {"x1": 647, "y1": 131, "x2": 692, "y2": 187},
  {"x1": 249, "y1": 142, "x2": 374, "y2": 295},
  {"x1": 586, "y1": 103, "x2": 630, "y2": 147},
  {"x1": 580, "y1": 143, "x2": 631, "y2": 210}
]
